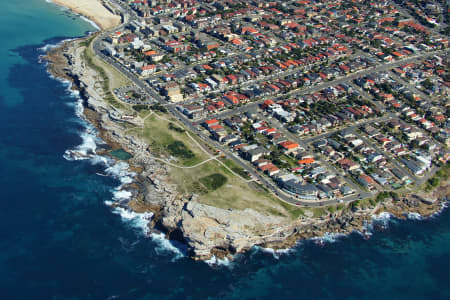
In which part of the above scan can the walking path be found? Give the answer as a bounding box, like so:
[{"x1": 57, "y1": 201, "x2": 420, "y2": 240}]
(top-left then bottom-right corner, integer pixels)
[{"x1": 120, "y1": 109, "x2": 255, "y2": 183}]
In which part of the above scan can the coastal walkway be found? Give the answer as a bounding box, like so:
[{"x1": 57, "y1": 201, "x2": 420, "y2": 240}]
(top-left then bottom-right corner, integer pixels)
[{"x1": 122, "y1": 110, "x2": 256, "y2": 183}]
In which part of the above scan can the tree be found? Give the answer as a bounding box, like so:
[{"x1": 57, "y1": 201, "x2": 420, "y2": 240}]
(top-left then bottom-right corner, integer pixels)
[
  {"x1": 422, "y1": 78, "x2": 433, "y2": 90},
  {"x1": 428, "y1": 177, "x2": 440, "y2": 188},
  {"x1": 390, "y1": 191, "x2": 399, "y2": 201}
]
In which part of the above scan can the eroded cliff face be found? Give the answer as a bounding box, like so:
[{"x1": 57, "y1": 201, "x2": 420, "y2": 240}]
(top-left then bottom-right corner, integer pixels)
[
  {"x1": 159, "y1": 198, "x2": 293, "y2": 259},
  {"x1": 141, "y1": 181, "x2": 446, "y2": 260}
]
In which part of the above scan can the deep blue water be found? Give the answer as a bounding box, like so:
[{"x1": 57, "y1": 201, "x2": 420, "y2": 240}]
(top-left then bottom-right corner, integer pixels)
[{"x1": 1, "y1": 1, "x2": 450, "y2": 299}]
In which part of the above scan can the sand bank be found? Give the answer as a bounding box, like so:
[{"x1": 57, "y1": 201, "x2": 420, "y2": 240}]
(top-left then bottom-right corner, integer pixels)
[{"x1": 51, "y1": 0, "x2": 121, "y2": 30}]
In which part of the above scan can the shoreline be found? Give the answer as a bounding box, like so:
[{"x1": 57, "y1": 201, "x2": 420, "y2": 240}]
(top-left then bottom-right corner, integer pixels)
[
  {"x1": 43, "y1": 31, "x2": 449, "y2": 261},
  {"x1": 49, "y1": 0, "x2": 121, "y2": 30}
]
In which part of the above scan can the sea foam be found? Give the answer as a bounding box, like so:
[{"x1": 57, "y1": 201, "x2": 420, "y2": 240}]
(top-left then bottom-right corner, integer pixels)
[
  {"x1": 254, "y1": 245, "x2": 295, "y2": 260},
  {"x1": 63, "y1": 129, "x2": 100, "y2": 161},
  {"x1": 38, "y1": 37, "x2": 78, "y2": 66},
  {"x1": 80, "y1": 16, "x2": 101, "y2": 31},
  {"x1": 105, "y1": 161, "x2": 135, "y2": 185},
  {"x1": 312, "y1": 232, "x2": 347, "y2": 244},
  {"x1": 372, "y1": 212, "x2": 392, "y2": 229},
  {"x1": 151, "y1": 233, "x2": 186, "y2": 261},
  {"x1": 407, "y1": 212, "x2": 423, "y2": 220},
  {"x1": 205, "y1": 255, "x2": 233, "y2": 268},
  {"x1": 46, "y1": 0, "x2": 100, "y2": 32},
  {"x1": 38, "y1": 37, "x2": 77, "y2": 53},
  {"x1": 112, "y1": 206, "x2": 153, "y2": 234},
  {"x1": 109, "y1": 204, "x2": 187, "y2": 261},
  {"x1": 430, "y1": 200, "x2": 449, "y2": 219}
]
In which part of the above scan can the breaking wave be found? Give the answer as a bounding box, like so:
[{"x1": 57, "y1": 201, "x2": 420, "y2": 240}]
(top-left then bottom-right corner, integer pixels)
[
  {"x1": 151, "y1": 233, "x2": 187, "y2": 261},
  {"x1": 407, "y1": 212, "x2": 423, "y2": 220},
  {"x1": 38, "y1": 37, "x2": 76, "y2": 53},
  {"x1": 46, "y1": 0, "x2": 100, "y2": 31},
  {"x1": 430, "y1": 199, "x2": 449, "y2": 218},
  {"x1": 361, "y1": 212, "x2": 394, "y2": 234},
  {"x1": 312, "y1": 232, "x2": 348, "y2": 244},
  {"x1": 254, "y1": 246, "x2": 295, "y2": 260},
  {"x1": 37, "y1": 37, "x2": 78, "y2": 65},
  {"x1": 80, "y1": 16, "x2": 101, "y2": 31},
  {"x1": 110, "y1": 206, "x2": 153, "y2": 235},
  {"x1": 205, "y1": 255, "x2": 233, "y2": 268}
]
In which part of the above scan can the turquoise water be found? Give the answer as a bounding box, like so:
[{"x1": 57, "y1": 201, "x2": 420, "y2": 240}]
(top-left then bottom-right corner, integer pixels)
[
  {"x1": 110, "y1": 149, "x2": 133, "y2": 161},
  {"x1": 0, "y1": 1, "x2": 449, "y2": 299},
  {"x1": 0, "y1": 0, "x2": 93, "y2": 107}
]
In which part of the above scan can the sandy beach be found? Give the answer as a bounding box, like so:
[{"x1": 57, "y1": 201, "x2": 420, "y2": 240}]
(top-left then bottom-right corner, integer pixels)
[{"x1": 51, "y1": 0, "x2": 121, "y2": 30}]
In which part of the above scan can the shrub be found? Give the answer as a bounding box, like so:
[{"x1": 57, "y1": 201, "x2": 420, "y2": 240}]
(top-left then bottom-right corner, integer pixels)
[
  {"x1": 133, "y1": 104, "x2": 148, "y2": 112},
  {"x1": 390, "y1": 191, "x2": 399, "y2": 201},
  {"x1": 349, "y1": 200, "x2": 360, "y2": 211},
  {"x1": 151, "y1": 103, "x2": 167, "y2": 113},
  {"x1": 168, "y1": 122, "x2": 185, "y2": 133},
  {"x1": 428, "y1": 177, "x2": 440, "y2": 188},
  {"x1": 199, "y1": 173, "x2": 227, "y2": 191},
  {"x1": 167, "y1": 141, "x2": 194, "y2": 159}
]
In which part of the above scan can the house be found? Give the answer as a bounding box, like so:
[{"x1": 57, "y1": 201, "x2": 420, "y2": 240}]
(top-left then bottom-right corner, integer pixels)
[
  {"x1": 181, "y1": 104, "x2": 205, "y2": 119},
  {"x1": 223, "y1": 92, "x2": 241, "y2": 106},
  {"x1": 272, "y1": 107, "x2": 294, "y2": 122},
  {"x1": 281, "y1": 180, "x2": 319, "y2": 200},
  {"x1": 241, "y1": 145, "x2": 269, "y2": 162},
  {"x1": 391, "y1": 168, "x2": 409, "y2": 182},
  {"x1": 317, "y1": 184, "x2": 336, "y2": 199},
  {"x1": 254, "y1": 159, "x2": 271, "y2": 168},
  {"x1": 339, "y1": 128, "x2": 354, "y2": 139},
  {"x1": 401, "y1": 158, "x2": 427, "y2": 175},
  {"x1": 358, "y1": 174, "x2": 376, "y2": 189},
  {"x1": 144, "y1": 51, "x2": 165, "y2": 62},
  {"x1": 371, "y1": 173, "x2": 388, "y2": 186},
  {"x1": 139, "y1": 65, "x2": 157, "y2": 76},
  {"x1": 279, "y1": 141, "x2": 300, "y2": 154},
  {"x1": 162, "y1": 83, "x2": 183, "y2": 102},
  {"x1": 349, "y1": 138, "x2": 364, "y2": 148},
  {"x1": 363, "y1": 124, "x2": 379, "y2": 137},
  {"x1": 203, "y1": 119, "x2": 219, "y2": 128},
  {"x1": 212, "y1": 128, "x2": 228, "y2": 142},
  {"x1": 298, "y1": 158, "x2": 315, "y2": 165},
  {"x1": 367, "y1": 153, "x2": 384, "y2": 164},
  {"x1": 340, "y1": 185, "x2": 354, "y2": 196},
  {"x1": 259, "y1": 163, "x2": 280, "y2": 176},
  {"x1": 337, "y1": 158, "x2": 360, "y2": 171}
]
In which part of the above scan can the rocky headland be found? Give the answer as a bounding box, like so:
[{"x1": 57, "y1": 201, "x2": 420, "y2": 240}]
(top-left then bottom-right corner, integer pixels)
[{"x1": 45, "y1": 36, "x2": 449, "y2": 261}]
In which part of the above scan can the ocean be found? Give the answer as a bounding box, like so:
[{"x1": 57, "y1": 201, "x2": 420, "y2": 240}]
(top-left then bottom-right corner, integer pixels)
[{"x1": 0, "y1": 1, "x2": 449, "y2": 299}]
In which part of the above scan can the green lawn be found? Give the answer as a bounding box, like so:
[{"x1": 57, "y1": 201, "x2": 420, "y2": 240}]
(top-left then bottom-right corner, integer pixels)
[
  {"x1": 137, "y1": 114, "x2": 206, "y2": 167},
  {"x1": 129, "y1": 111, "x2": 312, "y2": 219}
]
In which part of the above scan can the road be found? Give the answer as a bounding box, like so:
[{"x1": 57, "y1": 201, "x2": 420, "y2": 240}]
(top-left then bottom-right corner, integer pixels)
[
  {"x1": 301, "y1": 114, "x2": 394, "y2": 144},
  {"x1": 257, "y1": 113, "x2": 371, "y2": 202},
  {"x1": 194, "y1": 48, "x2": 448, "y2": 124},
  {"x1": 176, "y1": 52, "x2": 360, "y2": 106},
  {"x1": 352, "y1": 130, "x2": 420, "y2": 184},
  {"x1": 387, "y1": 70, "x2": 430, "y2": 100}
]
